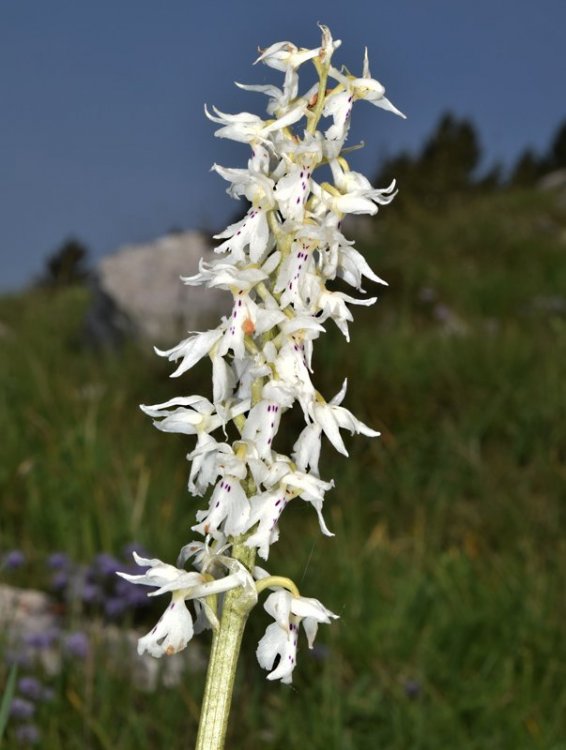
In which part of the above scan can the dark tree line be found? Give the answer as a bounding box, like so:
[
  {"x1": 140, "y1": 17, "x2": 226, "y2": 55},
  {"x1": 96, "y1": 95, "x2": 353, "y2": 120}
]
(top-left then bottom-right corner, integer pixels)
[
  {"x1": 35, "y1": 115, "x2": 566, "y2": 288},
  {"x1": 36, "y1": 237, "x2": 90, "y2": 288},
  {"x1": 510, "y1": 121, "x2": 566, "y2": 185},
  {"x1": 374, "y1": 113, "x2": 566, "y2": 206}
]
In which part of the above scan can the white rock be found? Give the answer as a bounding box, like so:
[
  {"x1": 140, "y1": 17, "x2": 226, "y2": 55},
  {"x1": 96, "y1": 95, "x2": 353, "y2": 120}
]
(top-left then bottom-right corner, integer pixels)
[{"x1": 96, "y1": 231, "x2": 230, "y2": 344}]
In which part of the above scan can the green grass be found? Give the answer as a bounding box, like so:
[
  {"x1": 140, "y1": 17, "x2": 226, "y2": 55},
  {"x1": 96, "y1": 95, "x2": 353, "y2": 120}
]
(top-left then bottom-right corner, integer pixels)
[{"x1": 1, "y1": 188, "x2": 565, "y2": 748}]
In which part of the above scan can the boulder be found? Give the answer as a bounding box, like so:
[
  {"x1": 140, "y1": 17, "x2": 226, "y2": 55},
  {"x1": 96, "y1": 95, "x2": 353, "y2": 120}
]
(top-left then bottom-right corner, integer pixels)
[
  {"x1": 88, "y1": 231, "x2": 230, "y2": 347},
  {"x1": 537, "y1": 168, "x2": 566, "y2": 192}
]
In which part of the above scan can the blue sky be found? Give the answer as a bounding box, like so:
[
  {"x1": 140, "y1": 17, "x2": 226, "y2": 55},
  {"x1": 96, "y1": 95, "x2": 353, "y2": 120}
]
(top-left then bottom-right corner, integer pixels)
[{"x1": 1, "y1": 0, "x2": 565, "y2": 290}]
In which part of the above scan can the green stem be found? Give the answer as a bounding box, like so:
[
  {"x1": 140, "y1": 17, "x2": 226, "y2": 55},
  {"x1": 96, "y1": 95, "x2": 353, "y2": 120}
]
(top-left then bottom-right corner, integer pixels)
[
  {"x1": 195, "y1": 541, "x2": 256, "y2": 750},
  {"x1": 307, "y1": 59, "x2": 329, "y2": 135},
  {"x1": 255, "y1": 575, "x2": 300, "y2": 598}
]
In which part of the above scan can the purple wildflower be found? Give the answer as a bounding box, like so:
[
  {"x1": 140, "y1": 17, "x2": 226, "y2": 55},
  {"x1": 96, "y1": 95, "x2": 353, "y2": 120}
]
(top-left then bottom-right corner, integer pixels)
[
  {"x1": 23, "y1": 628, "x2": 60, "y2": 650},
  {"x1": 14, "y1": 724, "x2": 41, "y2": 745},
  {"x1": 40, "y1": 687, "x2": 54, "y2": 703},
  {"x1": 9, "y1": 697, "x2": 35, "y2": 720},
  {"x1": 2, "y1": 549, "x2": 25, "y2": 569},
  {"x1": 63, "y1": 631, "x2": 90, "y2": 660},
  {"x1": 80, "y1": 581, "x2": 101, "y2": 604},
  {"x1": 4, "y1": 650, "x2": 32, "y2": 668},
  {"x1": 93, "y1": 553, "x2": 120, "y2": 576},
  {"x1": 403, "y1": 679, "x2": 421, "y2": 699},
  {"x1": 17, "y1": 677, "x2": 42, "y2": 701},
  {"x1": 103, "y1": 597, "x2": 127, "y2": 618},
  {"x1": 50, "y1": 570, "x2": 70, "y2": 592},
  {"x1": 47, "y1": 552, "x2": 71, "y2": 569}
]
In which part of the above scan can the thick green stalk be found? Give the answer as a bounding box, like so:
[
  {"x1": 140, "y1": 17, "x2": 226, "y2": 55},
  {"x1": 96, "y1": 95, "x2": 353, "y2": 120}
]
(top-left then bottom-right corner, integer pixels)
[{"x1": 195, "y1": 541, "x2": 256, "y2": 750}]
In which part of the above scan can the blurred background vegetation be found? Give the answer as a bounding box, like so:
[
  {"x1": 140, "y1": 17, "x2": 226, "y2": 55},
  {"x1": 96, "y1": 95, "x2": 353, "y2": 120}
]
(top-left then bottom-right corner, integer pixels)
[{"x1": 1, "y1": 115, "x2": 565, "y2": 749}]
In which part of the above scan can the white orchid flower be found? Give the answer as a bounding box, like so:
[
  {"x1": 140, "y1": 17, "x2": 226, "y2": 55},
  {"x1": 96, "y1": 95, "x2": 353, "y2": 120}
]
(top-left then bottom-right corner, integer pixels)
[
  {"x1": 295, "y1": 220, "x2": 387, "y2": 292},
  {"x1": 329, "y1": 48, "x2": 406, "y2": 118},
  {"x1": 311, "y1": 172, "x2": 397, "y2": 217},
  {"x1": 192, "y1": 472, "x2": 250, "y2": 540},
  {"x1": 154, "y1": 329, "x2": 223, "y2": 379},
  {"x1": 140, "y1": 395, "x2": 224, "y2": 438},
  {"x1": 322, "y1": 90, "x2": 355, "y2": 153},
  {"x1": 235, "y1": 81, "x2": 286, "y2": 116},
  {"x1": 117, "y1": 551, "x2": 249, "y2": 657},
  {"x1": 186, "y1": 434, "x2": 232, "y2": 497},
  {"x1": 205, "y1": 103, "x2": 307, "y2": 146},
  {"x1": 246, "y1": 451, "x2": 334, "y2": 537},
  {"x1": 211, "y1": 163, "x2": 275, "y2": 207},
  {"x1": 292, "y1": 422, "x2": 323, "y2": 477},
  {"x1": 254, "y1": 41, "x2": 318, "y2": 106},
  {"x1": 244, "y1": 488, "x2": 288, "y2": 560},
  {"x1": 256, "y1": 589, "x2": 338, "y2": 683},
  {"x1": 241, "y1": 380, "x2": 295, "y2": 458},
  {"x1": 310, "y1": 380, "x2": 380, "y2": 457},
  {"x1": 317, "y1": 285, "x2": 378, "y2": 341},
  {"x1": 213, "y1": 207, "x2": 274, "y2": 264}
]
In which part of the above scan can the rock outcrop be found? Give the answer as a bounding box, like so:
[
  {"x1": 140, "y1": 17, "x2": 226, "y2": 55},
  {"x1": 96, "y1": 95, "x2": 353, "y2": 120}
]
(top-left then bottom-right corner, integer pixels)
[{"x1": 86, "y1": 231, "x2": 230, "y2": 347}]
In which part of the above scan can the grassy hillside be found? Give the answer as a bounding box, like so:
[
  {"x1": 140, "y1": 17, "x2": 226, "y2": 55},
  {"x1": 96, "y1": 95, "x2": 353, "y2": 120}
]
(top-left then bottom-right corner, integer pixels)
[{"x1": 1, "y1": 188, "x2": 565, "y2": 748}]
